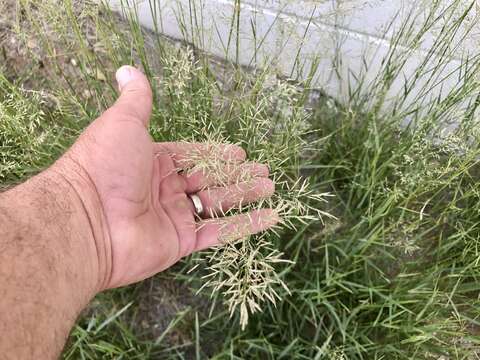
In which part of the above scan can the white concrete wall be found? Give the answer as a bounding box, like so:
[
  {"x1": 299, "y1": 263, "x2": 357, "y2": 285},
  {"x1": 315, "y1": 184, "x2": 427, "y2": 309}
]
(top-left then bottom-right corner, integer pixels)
[{"x1": 109, "y1": 0, "x2": 480, "y2": 109}]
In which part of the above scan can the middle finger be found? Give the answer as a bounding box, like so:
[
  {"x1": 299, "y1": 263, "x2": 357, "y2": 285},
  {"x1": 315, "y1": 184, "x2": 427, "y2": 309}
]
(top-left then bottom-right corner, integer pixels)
[{"x1": 184, "y1": 161, "x2": 269, "y2": 193}]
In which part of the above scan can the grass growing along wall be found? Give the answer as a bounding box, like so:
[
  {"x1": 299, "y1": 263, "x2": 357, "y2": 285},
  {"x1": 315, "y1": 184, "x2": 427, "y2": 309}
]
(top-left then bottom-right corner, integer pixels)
[{"x1": 1, "y1": 0, "x2": 480, "y2": 358}]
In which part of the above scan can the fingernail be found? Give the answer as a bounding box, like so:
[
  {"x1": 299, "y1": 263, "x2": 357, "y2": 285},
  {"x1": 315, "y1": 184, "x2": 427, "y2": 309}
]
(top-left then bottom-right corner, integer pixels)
[{"x1": 116, "y1": 65, "x2": 135, "y2": 90}]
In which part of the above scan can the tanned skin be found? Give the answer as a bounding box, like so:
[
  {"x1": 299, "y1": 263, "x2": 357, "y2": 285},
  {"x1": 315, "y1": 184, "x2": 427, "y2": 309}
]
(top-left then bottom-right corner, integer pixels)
[{"x1": 0, "y1": 66, "x2": 278, "y2": 359}]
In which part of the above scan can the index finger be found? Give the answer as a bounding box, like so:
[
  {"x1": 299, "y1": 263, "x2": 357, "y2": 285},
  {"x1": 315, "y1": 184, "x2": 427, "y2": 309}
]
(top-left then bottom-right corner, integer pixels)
[{"x1": 153, "y1": 142, "x2": 247, "y2": 169}]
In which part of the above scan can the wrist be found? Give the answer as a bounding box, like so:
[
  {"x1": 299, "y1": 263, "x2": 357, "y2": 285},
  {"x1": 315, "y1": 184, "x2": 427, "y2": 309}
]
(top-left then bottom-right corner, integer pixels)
[
  {"x1": 2, "y1": 164, "x2": 111, "y2": 299},
  {"x1": 47, "y1": 157, "x2": 113, "y2": 293},
  {"x1": 0, "y1": 166, "x2": 108, "y2": 357}
]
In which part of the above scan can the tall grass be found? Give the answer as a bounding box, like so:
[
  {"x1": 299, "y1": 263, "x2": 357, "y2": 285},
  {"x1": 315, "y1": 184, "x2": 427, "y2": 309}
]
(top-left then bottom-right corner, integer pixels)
[{"x1": 1, "y1": 0, "x2": 480, "y2": 358}]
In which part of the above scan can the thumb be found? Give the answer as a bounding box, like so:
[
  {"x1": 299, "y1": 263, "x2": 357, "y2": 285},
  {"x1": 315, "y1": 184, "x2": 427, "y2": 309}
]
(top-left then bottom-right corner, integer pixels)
[{"x1": 106, "y1": 65, "x2": 153, "y2": 127}]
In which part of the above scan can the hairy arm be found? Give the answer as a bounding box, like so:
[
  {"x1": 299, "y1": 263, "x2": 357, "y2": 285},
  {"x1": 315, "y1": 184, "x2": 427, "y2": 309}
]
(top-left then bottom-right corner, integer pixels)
[{"x1": 0, "y1": 171, "x2": 101, "y2": 359}]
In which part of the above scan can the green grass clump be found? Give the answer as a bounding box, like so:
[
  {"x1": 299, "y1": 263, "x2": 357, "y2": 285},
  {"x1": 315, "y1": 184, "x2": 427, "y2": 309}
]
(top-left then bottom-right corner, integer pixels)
[
  {"x1": 0, "y1": 76, "x2": 61, "y2": 182},
  {"x1": 2, "y1": 0, "x2": 480, "y2": 358}
]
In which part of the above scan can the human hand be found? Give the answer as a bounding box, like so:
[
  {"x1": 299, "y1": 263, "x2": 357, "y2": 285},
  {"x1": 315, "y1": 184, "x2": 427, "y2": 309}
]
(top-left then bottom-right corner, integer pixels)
[{"x1": 51, "y1": 66, "x2": 278, "y2": 290}]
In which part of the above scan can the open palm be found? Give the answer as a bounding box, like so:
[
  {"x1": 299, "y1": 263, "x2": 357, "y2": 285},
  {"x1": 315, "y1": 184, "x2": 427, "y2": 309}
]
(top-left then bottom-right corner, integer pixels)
[{"x1": 55, "y1": 66, "x2": 277, "y2": 289}]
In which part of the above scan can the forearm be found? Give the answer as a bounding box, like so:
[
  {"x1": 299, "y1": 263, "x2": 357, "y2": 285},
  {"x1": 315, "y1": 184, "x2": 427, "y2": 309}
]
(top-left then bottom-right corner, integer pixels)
[{"x1": 0, "y1": 171, "x2": 101, "y2": 359}]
